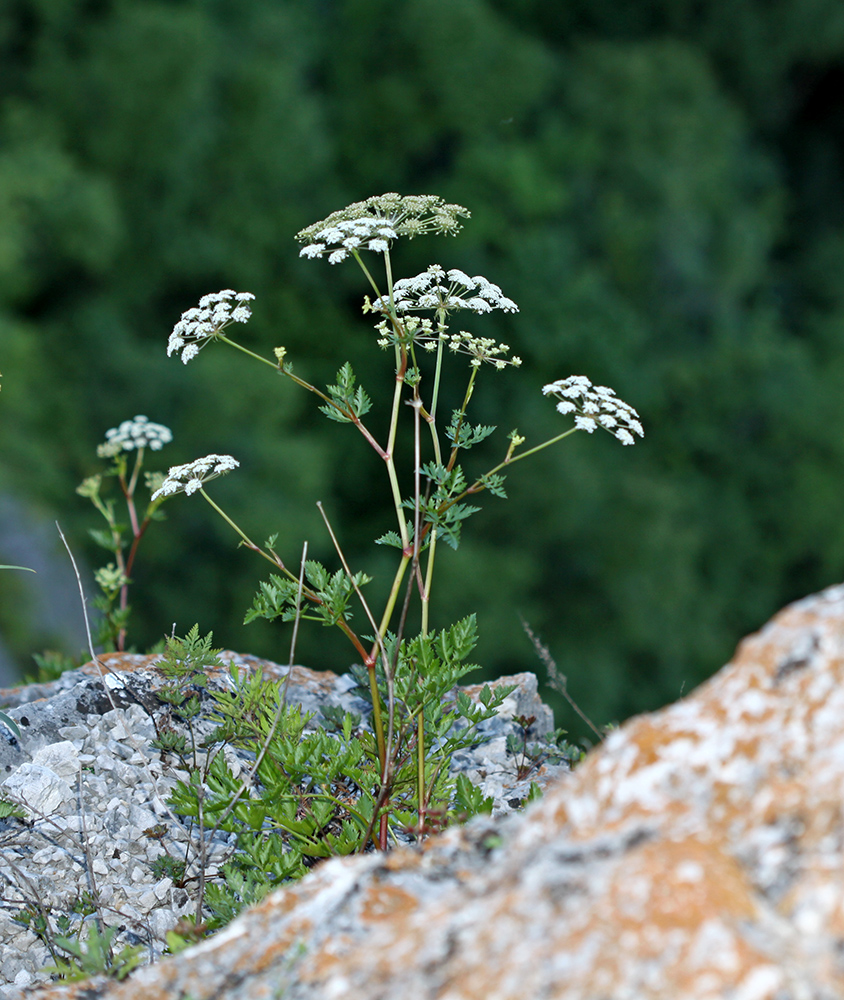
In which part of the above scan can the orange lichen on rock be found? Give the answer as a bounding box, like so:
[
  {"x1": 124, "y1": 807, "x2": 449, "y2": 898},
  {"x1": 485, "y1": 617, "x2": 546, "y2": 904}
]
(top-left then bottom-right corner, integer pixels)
[
  {"x1": 16, "y1": 583, "x2": 844, "y2": 999},
  {"x1": 358, "y1": 881, "x2": 419, "y2": 923}
]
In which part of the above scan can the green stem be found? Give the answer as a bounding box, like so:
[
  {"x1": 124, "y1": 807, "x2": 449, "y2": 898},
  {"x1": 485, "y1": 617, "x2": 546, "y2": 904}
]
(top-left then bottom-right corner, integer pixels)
[
  {"x1": 445, "y1": 367, "x2": 479, "y2": 472},
  {"x1": 217, "y1": 335, "x2": 279, "y2": 370},
  {"x1": 429, "y1": 312, "x2": 448, "y2": 425},
  {"x1": 373, "y1": 554, "x2": 411, "y2": 648},
  {"x1": 383, "y1": 343, "x2": 410, "y2": 548},
  {"x1": 383, "y1": 248, "x2": 395, "y2": 301},
  {"x1": 198, "y1": 489, "x2": 374, "y2": 677},
  {"x1": 126, "y1": 448, "x2": 143, "y2": 500},
  {"x1": 219, "y1": 335, "x2": 388, "y2": 459},
  {"x1": 352, "y1": 249, "x2": 385, "y2": 302},
  {"x1": 421, "y1": 426, "x2": 582, "y2": 546},
  {"x1": 409, "y1": 394, "x2": 431, "y2": 835},
  {"x1": 316, "y1": 502, "x2": 389, "y2": 782},
  {"x1": 199, "y1": 489, "x2": 274, "y2": 558},
  {"x1": 501, "y1": 426, "x2": 580, "y2": 466}
]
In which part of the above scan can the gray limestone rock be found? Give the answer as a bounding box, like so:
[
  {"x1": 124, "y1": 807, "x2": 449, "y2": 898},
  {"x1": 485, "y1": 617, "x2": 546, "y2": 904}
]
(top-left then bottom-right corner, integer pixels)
[
  {"x1": 8, "y1": 587, "x2": 844, "y2": 998},
  {"x1": 0, "y1": 652, "x2": 566, "y2": 994}
]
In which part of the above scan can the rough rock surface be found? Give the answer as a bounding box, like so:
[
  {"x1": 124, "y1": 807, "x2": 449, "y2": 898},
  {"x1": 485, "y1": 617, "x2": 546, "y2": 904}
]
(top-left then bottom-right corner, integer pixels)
[
  {"x1": 9, "y1": 583, "x2": 844, "y2": 998},
  {"x1": 0, "y1": 652, "x2": 564, "y2": 993}
]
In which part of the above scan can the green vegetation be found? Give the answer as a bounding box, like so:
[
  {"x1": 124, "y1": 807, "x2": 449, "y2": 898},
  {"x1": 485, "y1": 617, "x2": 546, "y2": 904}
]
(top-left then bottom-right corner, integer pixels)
[
  {"x1": 14, "y1": 892, "x2": 143, "y2": 983},
  {"x1": 150, "y1": 624, "x2": 512, "y2": 931}
]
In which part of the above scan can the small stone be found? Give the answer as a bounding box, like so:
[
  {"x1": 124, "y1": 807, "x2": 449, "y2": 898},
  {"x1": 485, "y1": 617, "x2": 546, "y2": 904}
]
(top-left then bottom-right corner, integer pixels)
[
  {"x1": 109, "y1": 720, "x2": 130, "y2": 741},
  {"x1": 2, "y1": 763, "x2": 73, "y2": 815},
  {"x1": 0, "y1": 647, "x2": 563, "y2": 994},
  {"x1": 33, "y1": 740, "x2": 80, "y2": 779},
  {"x1": 137, "y1": 890, "x2": 157, "y2": 909},
  {"x1": 153, "y1": 877, "x2": 173, "y2": 900},
  {"x1": 58, "y1": 725, "x2": 88, "y2": 741}
]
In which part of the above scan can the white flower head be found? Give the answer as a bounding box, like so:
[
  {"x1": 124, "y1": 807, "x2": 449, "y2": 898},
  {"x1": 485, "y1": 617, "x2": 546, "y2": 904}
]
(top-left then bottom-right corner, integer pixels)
[
  {"x1": 370, "y1": 264, "x2": 518, "y2": 315},
  {"x1": 296, "y1": 194, "x2": 470, "y2": 263},
  {"x1": 152, "y1": 454, "x2": 240, "y2": 501},
  {"x1": 98, "y1": 416, "x2": 173, "y2": 457},
  {"x1": 167, "y1": 291, "x2": 255, "y2": 363},
  {"x1": 446, "y1": 331, "x2": 522, "y2": 369},
  {"x1": 543, "y1": 376, "x2": 644, "y2": 445},
  {"x1": 373, "y1": 315, "x2": 521, "y2": 369}
]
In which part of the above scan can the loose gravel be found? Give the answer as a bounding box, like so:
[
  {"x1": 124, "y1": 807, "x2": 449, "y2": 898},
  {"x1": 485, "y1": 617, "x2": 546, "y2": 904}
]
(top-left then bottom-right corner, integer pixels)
[{"x1": 0, "y1": 655, "x2": 568, "y2": 992}]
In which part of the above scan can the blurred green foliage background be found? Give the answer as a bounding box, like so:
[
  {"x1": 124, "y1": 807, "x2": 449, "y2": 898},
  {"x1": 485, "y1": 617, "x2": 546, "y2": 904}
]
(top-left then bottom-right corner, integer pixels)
[{"x1": 3, "y1": 0, "x2": 844, "y2": 740}]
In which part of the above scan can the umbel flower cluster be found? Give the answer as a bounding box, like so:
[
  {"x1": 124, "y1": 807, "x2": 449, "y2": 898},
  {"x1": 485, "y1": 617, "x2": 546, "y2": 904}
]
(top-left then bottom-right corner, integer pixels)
[
  {"x1": 152, "y1": 454, "x2": 240, "y2": 500},
  {"x1": 371, "y1": 264, "x2": 518, "y2": 315},
  {"x1": 542, "y1": 376, "x2": 644, "y2": 445},
  {"x1": 296, "y1": 193, "x2": 470, "y2": 264},
  {"x1": 373, "y1": 317, "x2": 522, "y2": 369},
  {"x1": 136, "y1": 192, "x2": 645, "y2": 895},
  {"x1": 97, "y1": 416, "x2": 173, "y2": 458},
  {"x1": 167, "y1": 290, "x2": 255, "y2": 364}
]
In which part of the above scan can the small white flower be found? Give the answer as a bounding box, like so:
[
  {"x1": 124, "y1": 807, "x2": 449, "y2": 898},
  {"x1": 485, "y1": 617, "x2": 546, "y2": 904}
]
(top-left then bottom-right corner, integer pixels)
[
  {"x1": 544, "y1": 376, "x2": 643, "y2": 445},
  {"x1": 167, "y1": 291, "x2": 255, "y2": 363},
  {"x1": 370, "y1": 263, "x2": 519, "y2": 315},
  {"x1": 152, "y1": 454, "x2": 240, "y2": 501},
  {"x1": 296, "y1": 195, "x2": 470, "y2": 262},
  {"x1": 299, "y1": 217, "x2": 396, "y2": 262},
  {"x1": 100, "y1": 415, "x2": 173, "y2": 455},
  {"x1": 437, "y1": 330, "x2": 522, "y2": 368}
]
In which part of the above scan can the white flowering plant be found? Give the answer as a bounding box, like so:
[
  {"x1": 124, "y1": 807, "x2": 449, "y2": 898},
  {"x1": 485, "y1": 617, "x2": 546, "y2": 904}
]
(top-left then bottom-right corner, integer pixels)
[
  {"x1": 76, "y1": 415, "x2": 172, "y2": 651},
  {"x1": 154, "y1": 192, "x2": 643, "y2": 854}
]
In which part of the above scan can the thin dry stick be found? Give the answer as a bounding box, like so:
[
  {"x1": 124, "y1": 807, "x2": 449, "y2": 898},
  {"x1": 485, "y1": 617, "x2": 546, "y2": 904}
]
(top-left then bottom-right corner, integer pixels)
[
  {"x1": 409, "y1": 392, "x2": 429, "y2": 836},
  {"x1": 56, "y1": 523, "x2": 214, "y2": 922},
  {"x1": 200, "y1": 541, "x2": 310, "y2": 882},
  {"x1": 315, "y1": 503, "x2": 396, "y2": 751},
  {"x1": 75, "y1": 770, "x2": 106, "y2": 940},
  {"x1": 283, "y1": 541, "x2": 308, "y2": 698},
  {"x1": 193, "y1": 785, "x2": 208, "y2": 925},
  {"x1": 316, "y1": 502, "x2": 396, "y2": 850},
  {"x1": 0, "y1": 790, "x2": 158, "y2": 963},
  {"x1": 0, "y1": 856, "x2": 62, "y2": 962},
  {"x1": 519, "y1": 614, "x2": 603, "y2": 741}
]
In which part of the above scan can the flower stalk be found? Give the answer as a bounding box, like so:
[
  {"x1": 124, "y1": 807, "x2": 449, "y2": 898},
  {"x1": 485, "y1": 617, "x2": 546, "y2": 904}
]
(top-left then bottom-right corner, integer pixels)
[{"x1": 156, "y1": 192, "x2": 643, "y2": 848}]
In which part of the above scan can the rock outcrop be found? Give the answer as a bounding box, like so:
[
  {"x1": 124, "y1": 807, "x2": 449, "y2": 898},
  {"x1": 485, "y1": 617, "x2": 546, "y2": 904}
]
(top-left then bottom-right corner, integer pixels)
[
  {"x1": 13, "y1": 583, "x2": 844, "y2": 999},
  {"x1": 0, "y1": 653, "x2": 564, "y2": 992}
]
